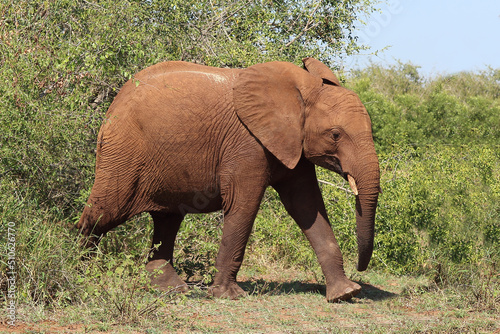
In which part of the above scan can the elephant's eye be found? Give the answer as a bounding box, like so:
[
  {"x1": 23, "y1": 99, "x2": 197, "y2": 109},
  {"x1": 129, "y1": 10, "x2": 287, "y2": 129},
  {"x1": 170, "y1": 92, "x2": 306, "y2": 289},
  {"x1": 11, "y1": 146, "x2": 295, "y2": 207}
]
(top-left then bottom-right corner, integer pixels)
[{"x1": 331, "y1": 130, "x2": 342, "y2": 142}]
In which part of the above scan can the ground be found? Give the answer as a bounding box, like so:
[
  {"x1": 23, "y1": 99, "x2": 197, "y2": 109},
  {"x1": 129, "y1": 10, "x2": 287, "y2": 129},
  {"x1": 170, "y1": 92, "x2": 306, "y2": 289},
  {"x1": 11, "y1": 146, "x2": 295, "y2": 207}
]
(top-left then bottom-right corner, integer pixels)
[{"x1": 1, "y1": 268, "x2": 498, "y2": 333}]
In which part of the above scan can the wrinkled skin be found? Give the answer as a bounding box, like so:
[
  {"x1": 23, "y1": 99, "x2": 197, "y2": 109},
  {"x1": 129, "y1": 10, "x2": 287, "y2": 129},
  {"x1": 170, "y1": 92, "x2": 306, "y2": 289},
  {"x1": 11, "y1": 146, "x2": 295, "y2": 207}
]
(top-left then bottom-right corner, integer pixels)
[{"x1": 77, "y1": 58, "x2": 380, "y2": 302}]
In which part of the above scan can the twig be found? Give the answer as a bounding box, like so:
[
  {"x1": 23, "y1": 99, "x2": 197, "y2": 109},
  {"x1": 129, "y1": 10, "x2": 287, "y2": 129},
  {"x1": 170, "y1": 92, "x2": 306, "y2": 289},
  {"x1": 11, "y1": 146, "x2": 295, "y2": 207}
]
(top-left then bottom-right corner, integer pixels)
[
  {"x1": 285, "y1": 1, "x2": 322, "y2": 47},
  {"x1": 317, "y1": 179, "x2": 353, "y2": 194}
]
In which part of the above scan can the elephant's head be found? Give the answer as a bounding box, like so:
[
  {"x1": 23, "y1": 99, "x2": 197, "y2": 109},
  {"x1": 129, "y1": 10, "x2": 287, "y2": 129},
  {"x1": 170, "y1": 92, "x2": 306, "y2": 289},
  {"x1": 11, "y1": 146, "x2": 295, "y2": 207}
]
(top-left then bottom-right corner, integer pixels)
[{"x1": 233, "y1": 58, "x2": 380, "y2": 271}]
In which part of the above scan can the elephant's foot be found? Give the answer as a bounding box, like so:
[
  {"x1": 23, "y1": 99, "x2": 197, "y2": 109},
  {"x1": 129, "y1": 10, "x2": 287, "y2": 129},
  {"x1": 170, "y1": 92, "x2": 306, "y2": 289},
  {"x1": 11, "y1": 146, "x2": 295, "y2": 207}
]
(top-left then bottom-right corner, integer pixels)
[
  {"x1": 146, "y1": 259, "x2": 188, "y2": 293},
  {"x1": 209, "y1": 280, "x2": 247, "y2": 300},
  {"x1": 326, "y1": 278, "x2": 361, "y2": 303}
]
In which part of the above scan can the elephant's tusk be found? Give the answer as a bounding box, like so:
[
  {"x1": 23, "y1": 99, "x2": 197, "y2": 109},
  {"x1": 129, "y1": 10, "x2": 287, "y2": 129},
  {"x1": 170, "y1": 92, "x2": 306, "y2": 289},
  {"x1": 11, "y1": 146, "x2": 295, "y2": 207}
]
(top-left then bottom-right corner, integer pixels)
[{"x1": 347, "y1": 175, "x2": 358, "y2": 196}]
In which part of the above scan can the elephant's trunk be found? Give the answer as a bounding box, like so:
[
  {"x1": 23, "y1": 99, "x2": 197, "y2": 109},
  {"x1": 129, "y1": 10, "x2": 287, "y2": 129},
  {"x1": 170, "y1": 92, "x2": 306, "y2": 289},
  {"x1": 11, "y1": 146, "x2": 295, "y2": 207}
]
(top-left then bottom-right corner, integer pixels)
[{"x1": 351, "y1": 150, "x2": 380, "y2": 272}]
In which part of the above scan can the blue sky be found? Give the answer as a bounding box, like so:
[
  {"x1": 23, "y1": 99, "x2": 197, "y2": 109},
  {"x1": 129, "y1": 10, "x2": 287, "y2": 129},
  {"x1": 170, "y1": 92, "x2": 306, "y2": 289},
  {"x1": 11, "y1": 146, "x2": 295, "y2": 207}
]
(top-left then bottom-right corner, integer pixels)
[{"x1": 345, "y1": 0, "x2": 500, "y2": 76}]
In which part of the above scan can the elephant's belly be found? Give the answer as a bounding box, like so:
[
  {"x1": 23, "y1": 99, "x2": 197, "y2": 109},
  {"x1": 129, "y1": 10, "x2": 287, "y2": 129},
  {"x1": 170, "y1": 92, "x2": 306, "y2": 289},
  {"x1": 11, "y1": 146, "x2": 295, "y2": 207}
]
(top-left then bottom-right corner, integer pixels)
[
  {"x1": 148, "y1": 186, "x2": 223, "y2": 215},
  {"x1": 141, "y1": 150, "x2": 224, "y2": 214}
]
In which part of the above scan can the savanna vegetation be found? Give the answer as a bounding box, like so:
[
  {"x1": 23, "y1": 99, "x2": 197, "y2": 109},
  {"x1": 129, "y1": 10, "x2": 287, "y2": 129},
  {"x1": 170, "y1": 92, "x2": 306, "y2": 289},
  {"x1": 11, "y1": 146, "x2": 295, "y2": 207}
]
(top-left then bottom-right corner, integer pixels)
[{"x1": 1, "y1": 1, "x2": 499, "y2": 332}]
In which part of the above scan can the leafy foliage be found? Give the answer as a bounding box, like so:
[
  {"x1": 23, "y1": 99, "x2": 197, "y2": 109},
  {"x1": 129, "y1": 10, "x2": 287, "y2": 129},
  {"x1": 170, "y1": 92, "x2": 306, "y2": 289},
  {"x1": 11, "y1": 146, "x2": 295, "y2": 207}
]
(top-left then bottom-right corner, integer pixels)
[
  {"x1": 349, "y1": 63, "x2": 500, "y2": 151},
  {"x1": 376, "y1": 145, "x2": 499, "y2": 273}
]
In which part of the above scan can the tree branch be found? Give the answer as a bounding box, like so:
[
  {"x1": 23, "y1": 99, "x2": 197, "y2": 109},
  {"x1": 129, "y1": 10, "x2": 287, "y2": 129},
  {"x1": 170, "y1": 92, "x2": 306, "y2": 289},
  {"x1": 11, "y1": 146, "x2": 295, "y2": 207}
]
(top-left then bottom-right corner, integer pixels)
[{"x1": 285, "y1": 1, "x2": 322, "y2": 47}]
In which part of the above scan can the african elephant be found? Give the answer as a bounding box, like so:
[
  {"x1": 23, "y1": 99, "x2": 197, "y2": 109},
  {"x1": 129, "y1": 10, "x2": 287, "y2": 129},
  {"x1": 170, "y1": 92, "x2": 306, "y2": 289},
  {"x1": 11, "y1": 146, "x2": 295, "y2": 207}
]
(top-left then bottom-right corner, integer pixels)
[{"x1": 77, "y1": 58, "x2": 380, "y2": 302}]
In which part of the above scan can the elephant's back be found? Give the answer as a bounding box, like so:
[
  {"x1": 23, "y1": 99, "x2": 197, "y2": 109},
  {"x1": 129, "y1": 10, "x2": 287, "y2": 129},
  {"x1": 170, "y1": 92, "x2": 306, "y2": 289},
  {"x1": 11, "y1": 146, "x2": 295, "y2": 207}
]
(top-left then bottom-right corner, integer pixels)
[
  {"x1": 106, "y1": 61, "x2": 237, "y2": 124},
  {"x1": 135, "y1": 61, "x2": 237, "y2": 84}
]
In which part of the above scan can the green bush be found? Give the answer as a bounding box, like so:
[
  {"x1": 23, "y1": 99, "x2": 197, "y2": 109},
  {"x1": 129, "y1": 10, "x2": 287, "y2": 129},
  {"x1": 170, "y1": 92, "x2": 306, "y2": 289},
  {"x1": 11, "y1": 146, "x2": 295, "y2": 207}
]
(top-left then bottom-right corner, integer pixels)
[
  {"x1": 349, "y1": 63, "x2": 500, "y2": 152},
  {"x1": 375, "y1": 145, "x2": 499, "y2": 273}
]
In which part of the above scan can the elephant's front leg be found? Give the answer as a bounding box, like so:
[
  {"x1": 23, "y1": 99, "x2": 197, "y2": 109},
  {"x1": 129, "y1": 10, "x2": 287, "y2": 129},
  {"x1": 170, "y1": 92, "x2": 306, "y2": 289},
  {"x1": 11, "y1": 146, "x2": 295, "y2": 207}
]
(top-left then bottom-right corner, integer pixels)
[
  {"x1": 209, "y1": 177, "x2": 267, "y2": 299},
  {"x1": 273, "y1": 161, "x2": 361, "y2": 302}
]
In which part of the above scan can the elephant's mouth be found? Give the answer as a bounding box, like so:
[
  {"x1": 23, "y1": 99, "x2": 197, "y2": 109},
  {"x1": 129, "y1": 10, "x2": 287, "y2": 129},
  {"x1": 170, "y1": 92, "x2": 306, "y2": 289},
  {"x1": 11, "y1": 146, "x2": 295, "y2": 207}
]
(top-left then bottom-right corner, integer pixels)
[
  {"x1": 315, "y1": 155, "x2": 343, "y2": 175},
  {"x1": 308, "y1": 155, "x2": 359, "y2": 195}
]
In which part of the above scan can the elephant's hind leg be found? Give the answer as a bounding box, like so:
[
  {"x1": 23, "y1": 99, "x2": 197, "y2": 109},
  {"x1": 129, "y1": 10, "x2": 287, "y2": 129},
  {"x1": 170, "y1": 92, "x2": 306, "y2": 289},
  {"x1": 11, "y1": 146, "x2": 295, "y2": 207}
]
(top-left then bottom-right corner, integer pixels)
[
  {"x1": 77, "y1": 170, "x2": 143, "y2": 248},
  {"x1": 146, "y1": 212, "x2": 188, "y2": 292},
  {"x1": 77, "y1": 201, "x2": 127, "y2": 249}
]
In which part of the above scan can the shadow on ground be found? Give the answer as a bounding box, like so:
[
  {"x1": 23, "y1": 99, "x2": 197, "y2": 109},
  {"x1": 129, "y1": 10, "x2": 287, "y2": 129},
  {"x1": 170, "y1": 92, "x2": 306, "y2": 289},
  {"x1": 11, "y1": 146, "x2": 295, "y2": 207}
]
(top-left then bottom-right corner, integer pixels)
[
  {"x1": 238, "y1": 279, "x2": 397, "y2": 302},
  {"x1": 357, "y1": 282, "x2": 398, "y2": 301}
]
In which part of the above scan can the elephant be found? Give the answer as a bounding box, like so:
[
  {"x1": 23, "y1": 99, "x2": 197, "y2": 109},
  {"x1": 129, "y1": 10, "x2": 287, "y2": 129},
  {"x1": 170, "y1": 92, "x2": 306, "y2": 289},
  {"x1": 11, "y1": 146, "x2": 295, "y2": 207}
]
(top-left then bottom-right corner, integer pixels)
[{"x1": 77, "y1": 57, "x2": 380, "y2": 303}]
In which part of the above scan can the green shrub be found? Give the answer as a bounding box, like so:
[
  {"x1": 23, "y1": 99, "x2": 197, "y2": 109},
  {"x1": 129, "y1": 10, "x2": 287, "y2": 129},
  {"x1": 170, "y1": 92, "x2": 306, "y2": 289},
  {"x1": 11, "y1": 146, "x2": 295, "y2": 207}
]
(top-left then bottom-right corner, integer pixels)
[
  {"x1": 374, "y1": 145, "x2": 499, "y2": 273},
  {"x1": 349, "y1": 64, "x2": 500, "y2": 152}
]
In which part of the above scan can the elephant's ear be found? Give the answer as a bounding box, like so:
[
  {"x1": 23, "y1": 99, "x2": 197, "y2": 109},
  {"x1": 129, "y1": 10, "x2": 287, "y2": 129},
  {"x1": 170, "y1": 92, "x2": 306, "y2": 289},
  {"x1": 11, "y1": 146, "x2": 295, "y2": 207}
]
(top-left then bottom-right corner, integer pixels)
[
  {"x1": 233, "y1": 62, "x2": 316, "y2": 169},
  {"x1": 302, "y1": 57, "x2": 341, "y2": 86}
]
